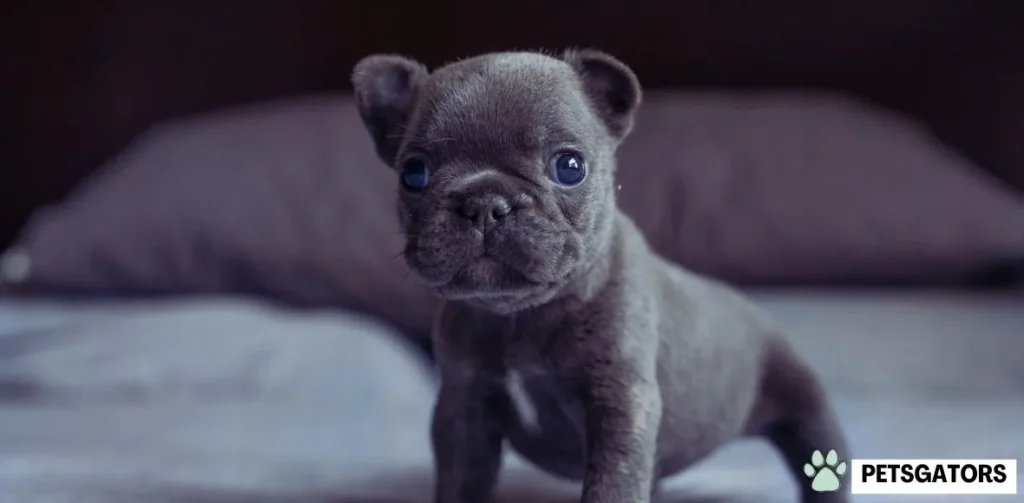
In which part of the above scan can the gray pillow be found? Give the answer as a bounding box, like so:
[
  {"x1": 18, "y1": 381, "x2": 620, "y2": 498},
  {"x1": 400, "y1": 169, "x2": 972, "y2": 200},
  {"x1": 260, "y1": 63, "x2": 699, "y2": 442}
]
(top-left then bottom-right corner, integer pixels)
[
  {"x1": 2, "y1": 93, "x2": 1022, "y2": 341},
  {"x1": 2, "y1": 96, "x2": 441, "y2": 339},
  {"x1": 619, "y1": 91, "x2": 1024, "y2": 285}
]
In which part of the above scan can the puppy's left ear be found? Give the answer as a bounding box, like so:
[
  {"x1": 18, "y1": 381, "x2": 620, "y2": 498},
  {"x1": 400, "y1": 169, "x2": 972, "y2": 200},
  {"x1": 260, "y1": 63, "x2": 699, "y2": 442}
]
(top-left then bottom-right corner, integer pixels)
[
  {"x1": 563, "y1": 49, "x2": 642, "y2": 141},
  {"x1": 351, "y1": 54, "x2": 430, "y2": 165}
]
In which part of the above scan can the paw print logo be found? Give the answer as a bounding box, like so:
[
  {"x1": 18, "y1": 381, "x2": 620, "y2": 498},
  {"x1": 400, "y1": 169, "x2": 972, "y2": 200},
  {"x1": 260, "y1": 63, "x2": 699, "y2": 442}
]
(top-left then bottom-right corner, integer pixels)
[{"x1": 804, "y1": 449, "x2": 847, "y2": 492}]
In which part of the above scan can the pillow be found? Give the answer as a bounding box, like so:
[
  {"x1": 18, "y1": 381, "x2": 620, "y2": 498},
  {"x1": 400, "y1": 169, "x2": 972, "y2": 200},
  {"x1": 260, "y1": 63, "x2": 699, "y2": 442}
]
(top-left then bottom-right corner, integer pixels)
[
  {"x1": 2, "y1": 93, "x2": 1023, "y2": 340},
  {"x1": 619, "y1": 91, "x2": 1024, "y2": 285},
  {"x1": 1, "y1": 96, "x2": 441, "y2": 339}
]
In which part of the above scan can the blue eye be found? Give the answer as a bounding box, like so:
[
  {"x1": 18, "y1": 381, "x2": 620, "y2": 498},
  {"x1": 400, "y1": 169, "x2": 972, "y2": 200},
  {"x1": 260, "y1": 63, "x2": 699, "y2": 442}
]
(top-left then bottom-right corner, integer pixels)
[
  {"x1": 548, "y1": 152, "x2": 586, "y2": 187},
  {"x1": 399, "y1": 157, "x2": 430, "y2": 192}
]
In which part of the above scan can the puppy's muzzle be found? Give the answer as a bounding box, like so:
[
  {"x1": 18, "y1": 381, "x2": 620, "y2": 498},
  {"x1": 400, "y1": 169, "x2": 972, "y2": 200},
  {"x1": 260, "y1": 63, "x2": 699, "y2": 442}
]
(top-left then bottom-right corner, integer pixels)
[
  {"x1": 447, "y1": 174, "x2": 531, "y2": 230},
  {"x1": 452, "y1": 192, "x2": 513, "y2": 228}
]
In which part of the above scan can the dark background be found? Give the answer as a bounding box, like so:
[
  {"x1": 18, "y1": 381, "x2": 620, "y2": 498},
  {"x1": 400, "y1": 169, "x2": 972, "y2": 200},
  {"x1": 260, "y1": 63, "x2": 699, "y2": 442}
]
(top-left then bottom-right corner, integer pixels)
[{"x1": 3, "y1": 0, "x2": 1023, "y2": 247}]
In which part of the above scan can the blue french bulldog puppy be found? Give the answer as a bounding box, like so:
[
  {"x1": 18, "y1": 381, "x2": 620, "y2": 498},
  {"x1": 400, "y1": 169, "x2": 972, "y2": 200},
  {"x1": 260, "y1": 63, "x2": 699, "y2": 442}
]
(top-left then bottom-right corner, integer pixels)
[{"x1": 351, "y1": 49, "x2": 850, "y2": 503}]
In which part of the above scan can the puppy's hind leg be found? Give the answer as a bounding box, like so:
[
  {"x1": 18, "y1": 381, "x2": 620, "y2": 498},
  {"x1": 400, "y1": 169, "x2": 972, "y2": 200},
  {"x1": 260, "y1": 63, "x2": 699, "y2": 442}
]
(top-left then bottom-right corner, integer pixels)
[{"x1": 753, "y1": 337, "x2": 851, "y2": 503}]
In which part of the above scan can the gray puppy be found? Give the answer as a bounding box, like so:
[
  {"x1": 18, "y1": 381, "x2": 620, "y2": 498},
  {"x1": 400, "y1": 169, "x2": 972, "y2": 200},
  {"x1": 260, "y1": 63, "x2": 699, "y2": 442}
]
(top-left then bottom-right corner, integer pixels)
[{"x1": 351, "y1": 49, "x2": 850, "y2": 503}]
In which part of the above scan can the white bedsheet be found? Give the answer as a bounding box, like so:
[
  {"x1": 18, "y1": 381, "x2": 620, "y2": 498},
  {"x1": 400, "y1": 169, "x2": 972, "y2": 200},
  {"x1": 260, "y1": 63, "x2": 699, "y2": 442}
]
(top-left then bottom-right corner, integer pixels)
[{"x1": 1, "y1": 290, "x2": 1022, "y2": 502}]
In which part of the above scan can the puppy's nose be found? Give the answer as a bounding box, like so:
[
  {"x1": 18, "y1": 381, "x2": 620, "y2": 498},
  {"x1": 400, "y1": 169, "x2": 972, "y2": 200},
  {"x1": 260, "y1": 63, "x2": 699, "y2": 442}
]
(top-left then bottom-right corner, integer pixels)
[{"x1": 454, "y1": 193, "x2": 513, "y2": 226}]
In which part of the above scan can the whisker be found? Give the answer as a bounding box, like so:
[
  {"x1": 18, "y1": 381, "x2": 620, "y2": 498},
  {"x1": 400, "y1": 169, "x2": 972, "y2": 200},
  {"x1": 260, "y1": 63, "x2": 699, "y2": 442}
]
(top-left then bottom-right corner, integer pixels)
[{"x1": 392, "y1": 248, "x2": 407, "y2": 260}]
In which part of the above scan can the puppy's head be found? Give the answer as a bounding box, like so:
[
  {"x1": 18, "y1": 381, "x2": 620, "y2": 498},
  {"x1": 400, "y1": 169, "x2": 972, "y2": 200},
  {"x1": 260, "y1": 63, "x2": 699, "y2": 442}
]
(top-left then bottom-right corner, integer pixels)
[{"x1": 352, "y1": 49, "x2": 641, "y2": 313}]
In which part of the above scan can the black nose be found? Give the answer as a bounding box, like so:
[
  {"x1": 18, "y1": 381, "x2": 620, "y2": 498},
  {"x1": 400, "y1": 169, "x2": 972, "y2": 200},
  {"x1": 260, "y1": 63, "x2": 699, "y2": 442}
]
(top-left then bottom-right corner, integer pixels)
[{"x1": 454, "y1": 193, "x2": 513, "y2": 226}]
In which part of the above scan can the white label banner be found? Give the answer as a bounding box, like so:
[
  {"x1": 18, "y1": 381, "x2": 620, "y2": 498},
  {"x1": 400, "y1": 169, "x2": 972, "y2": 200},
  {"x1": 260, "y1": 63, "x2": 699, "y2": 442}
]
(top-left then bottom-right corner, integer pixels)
[{"x1": 850, "y1": 459, "x2": 1017, "y2": 495}]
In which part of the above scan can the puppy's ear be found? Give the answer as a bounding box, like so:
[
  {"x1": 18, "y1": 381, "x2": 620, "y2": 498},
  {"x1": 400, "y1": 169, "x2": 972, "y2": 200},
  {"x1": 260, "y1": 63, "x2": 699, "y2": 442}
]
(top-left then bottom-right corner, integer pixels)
[
  {"x1": 351, "y1": 55, "x2": 429, "y2": 165},
  {"x1": 563, "y1": 49, "x2": 642, "y2": 141}
]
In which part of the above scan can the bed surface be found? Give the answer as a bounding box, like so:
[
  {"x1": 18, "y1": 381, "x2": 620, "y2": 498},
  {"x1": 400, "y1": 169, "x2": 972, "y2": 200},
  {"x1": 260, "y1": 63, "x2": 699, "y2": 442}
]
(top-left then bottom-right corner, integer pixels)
[{"x1": 1, "y1": 290, "x2": 1022, "y2": 502}]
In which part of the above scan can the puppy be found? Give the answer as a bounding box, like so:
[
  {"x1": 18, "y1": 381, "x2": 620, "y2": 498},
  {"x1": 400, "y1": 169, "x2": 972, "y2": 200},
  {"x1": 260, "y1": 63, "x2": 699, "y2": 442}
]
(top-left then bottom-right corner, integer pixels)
[{"x1": 351, "y1": 49, "x2": 850, "y2": 503}]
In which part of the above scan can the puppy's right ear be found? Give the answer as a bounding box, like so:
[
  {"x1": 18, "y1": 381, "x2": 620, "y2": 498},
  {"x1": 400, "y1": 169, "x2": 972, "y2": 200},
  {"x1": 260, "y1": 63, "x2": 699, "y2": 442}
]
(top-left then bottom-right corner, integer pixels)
[
  {"x1": 351, "y1": 55, "x2": 429, "y2": 166},
  {"x1": 562, "y1": 49, "x2": 642, "y2": 142}
]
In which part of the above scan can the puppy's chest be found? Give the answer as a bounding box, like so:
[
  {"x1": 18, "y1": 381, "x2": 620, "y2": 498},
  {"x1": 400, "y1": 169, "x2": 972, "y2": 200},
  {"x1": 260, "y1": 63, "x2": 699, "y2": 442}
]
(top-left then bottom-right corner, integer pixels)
[
  {"x1": 501, "y1": 346, "x2": 584, "y2": 433},
  {"x1": 503, "y1": 367, "x2": 584, "y2": 435}
]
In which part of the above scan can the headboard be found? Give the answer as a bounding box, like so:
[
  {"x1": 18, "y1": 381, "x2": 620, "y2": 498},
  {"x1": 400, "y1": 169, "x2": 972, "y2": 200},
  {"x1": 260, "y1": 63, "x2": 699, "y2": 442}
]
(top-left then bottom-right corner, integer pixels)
[{"x1": 2, "y1": 0, "x2": 1021, "y2": 246}]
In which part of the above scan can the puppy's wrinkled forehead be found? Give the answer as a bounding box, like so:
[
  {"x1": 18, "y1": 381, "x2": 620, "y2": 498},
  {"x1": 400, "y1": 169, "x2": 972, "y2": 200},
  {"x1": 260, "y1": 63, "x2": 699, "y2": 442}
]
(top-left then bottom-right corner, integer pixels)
[
  {"x1": 409, "y1": 53, "x2": 599, "y2": 154},
  {"x1": 352, "y1": 49, "x2": 640, "y2": 167}
]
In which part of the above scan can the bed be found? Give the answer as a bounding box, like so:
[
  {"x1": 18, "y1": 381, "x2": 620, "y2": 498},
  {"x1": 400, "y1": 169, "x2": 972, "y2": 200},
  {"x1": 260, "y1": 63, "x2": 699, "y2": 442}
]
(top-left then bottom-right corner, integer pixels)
[
  {"x1": 3, "y1": 41, "x2": 1024, "y2": 503},
  {"x1": 2, "y1": 290, "x2": 1021, "y2": 503}
]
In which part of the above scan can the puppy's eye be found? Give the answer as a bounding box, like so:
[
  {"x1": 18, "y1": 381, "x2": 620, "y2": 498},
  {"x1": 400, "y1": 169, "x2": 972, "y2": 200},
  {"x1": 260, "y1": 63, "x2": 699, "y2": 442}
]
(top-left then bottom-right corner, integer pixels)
[
  {"x1": 547, "y1": 152, "x2": 587, "y2": 187},
  {"x1": 399, "y1": 157, "x2": 430, "y2": 192}
]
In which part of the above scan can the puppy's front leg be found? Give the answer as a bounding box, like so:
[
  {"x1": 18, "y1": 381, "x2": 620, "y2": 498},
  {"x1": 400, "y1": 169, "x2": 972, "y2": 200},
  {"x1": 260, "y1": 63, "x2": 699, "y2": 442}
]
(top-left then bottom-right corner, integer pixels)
[
  {"x1": 579, "y1": 377, "x2": 662, "y2": 503},
  {"x1": 431, "y1": 376, "x2": 509, "y2": 503}
]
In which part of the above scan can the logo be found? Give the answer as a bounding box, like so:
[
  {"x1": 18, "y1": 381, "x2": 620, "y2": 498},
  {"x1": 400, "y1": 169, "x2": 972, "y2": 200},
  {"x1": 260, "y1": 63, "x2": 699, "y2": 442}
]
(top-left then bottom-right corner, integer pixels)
[
  {"x1": 804, "y1": 449, "x2": 847, "y2": 492},
  {"x1": 850, "y1": 459, "x2": 1018, "y2": 495}
]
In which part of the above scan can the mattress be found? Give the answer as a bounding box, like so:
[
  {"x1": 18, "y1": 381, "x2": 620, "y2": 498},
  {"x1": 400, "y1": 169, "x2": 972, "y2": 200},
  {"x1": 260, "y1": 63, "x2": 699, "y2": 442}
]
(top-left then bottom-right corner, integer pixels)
[{"x1": 1, "y1": 290, "x2": 1022, "y2": 502}]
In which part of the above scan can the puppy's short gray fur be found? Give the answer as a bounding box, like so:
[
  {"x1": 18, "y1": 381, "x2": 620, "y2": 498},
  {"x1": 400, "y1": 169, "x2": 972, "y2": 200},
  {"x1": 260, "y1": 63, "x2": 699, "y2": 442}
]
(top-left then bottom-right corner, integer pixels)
[{"x1": 351, "y1": 49, "x2": 850, "y2": 503}]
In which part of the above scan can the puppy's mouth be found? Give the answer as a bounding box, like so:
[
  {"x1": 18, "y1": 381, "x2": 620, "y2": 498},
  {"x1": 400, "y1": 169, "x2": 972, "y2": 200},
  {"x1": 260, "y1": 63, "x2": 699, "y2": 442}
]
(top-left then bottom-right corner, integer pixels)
[
  {"x1": 411, "y1": 246, "x2": 573, "y2": 305},
  {"x1": 434, "y1": 253, "x2": 548, "y2": 296},
  {"x1": 425, "y1": 253, "x2": 574, "y2": 314},
  {"x1": 402, "y1": 200, "x2": 583, "y2": 309}
]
